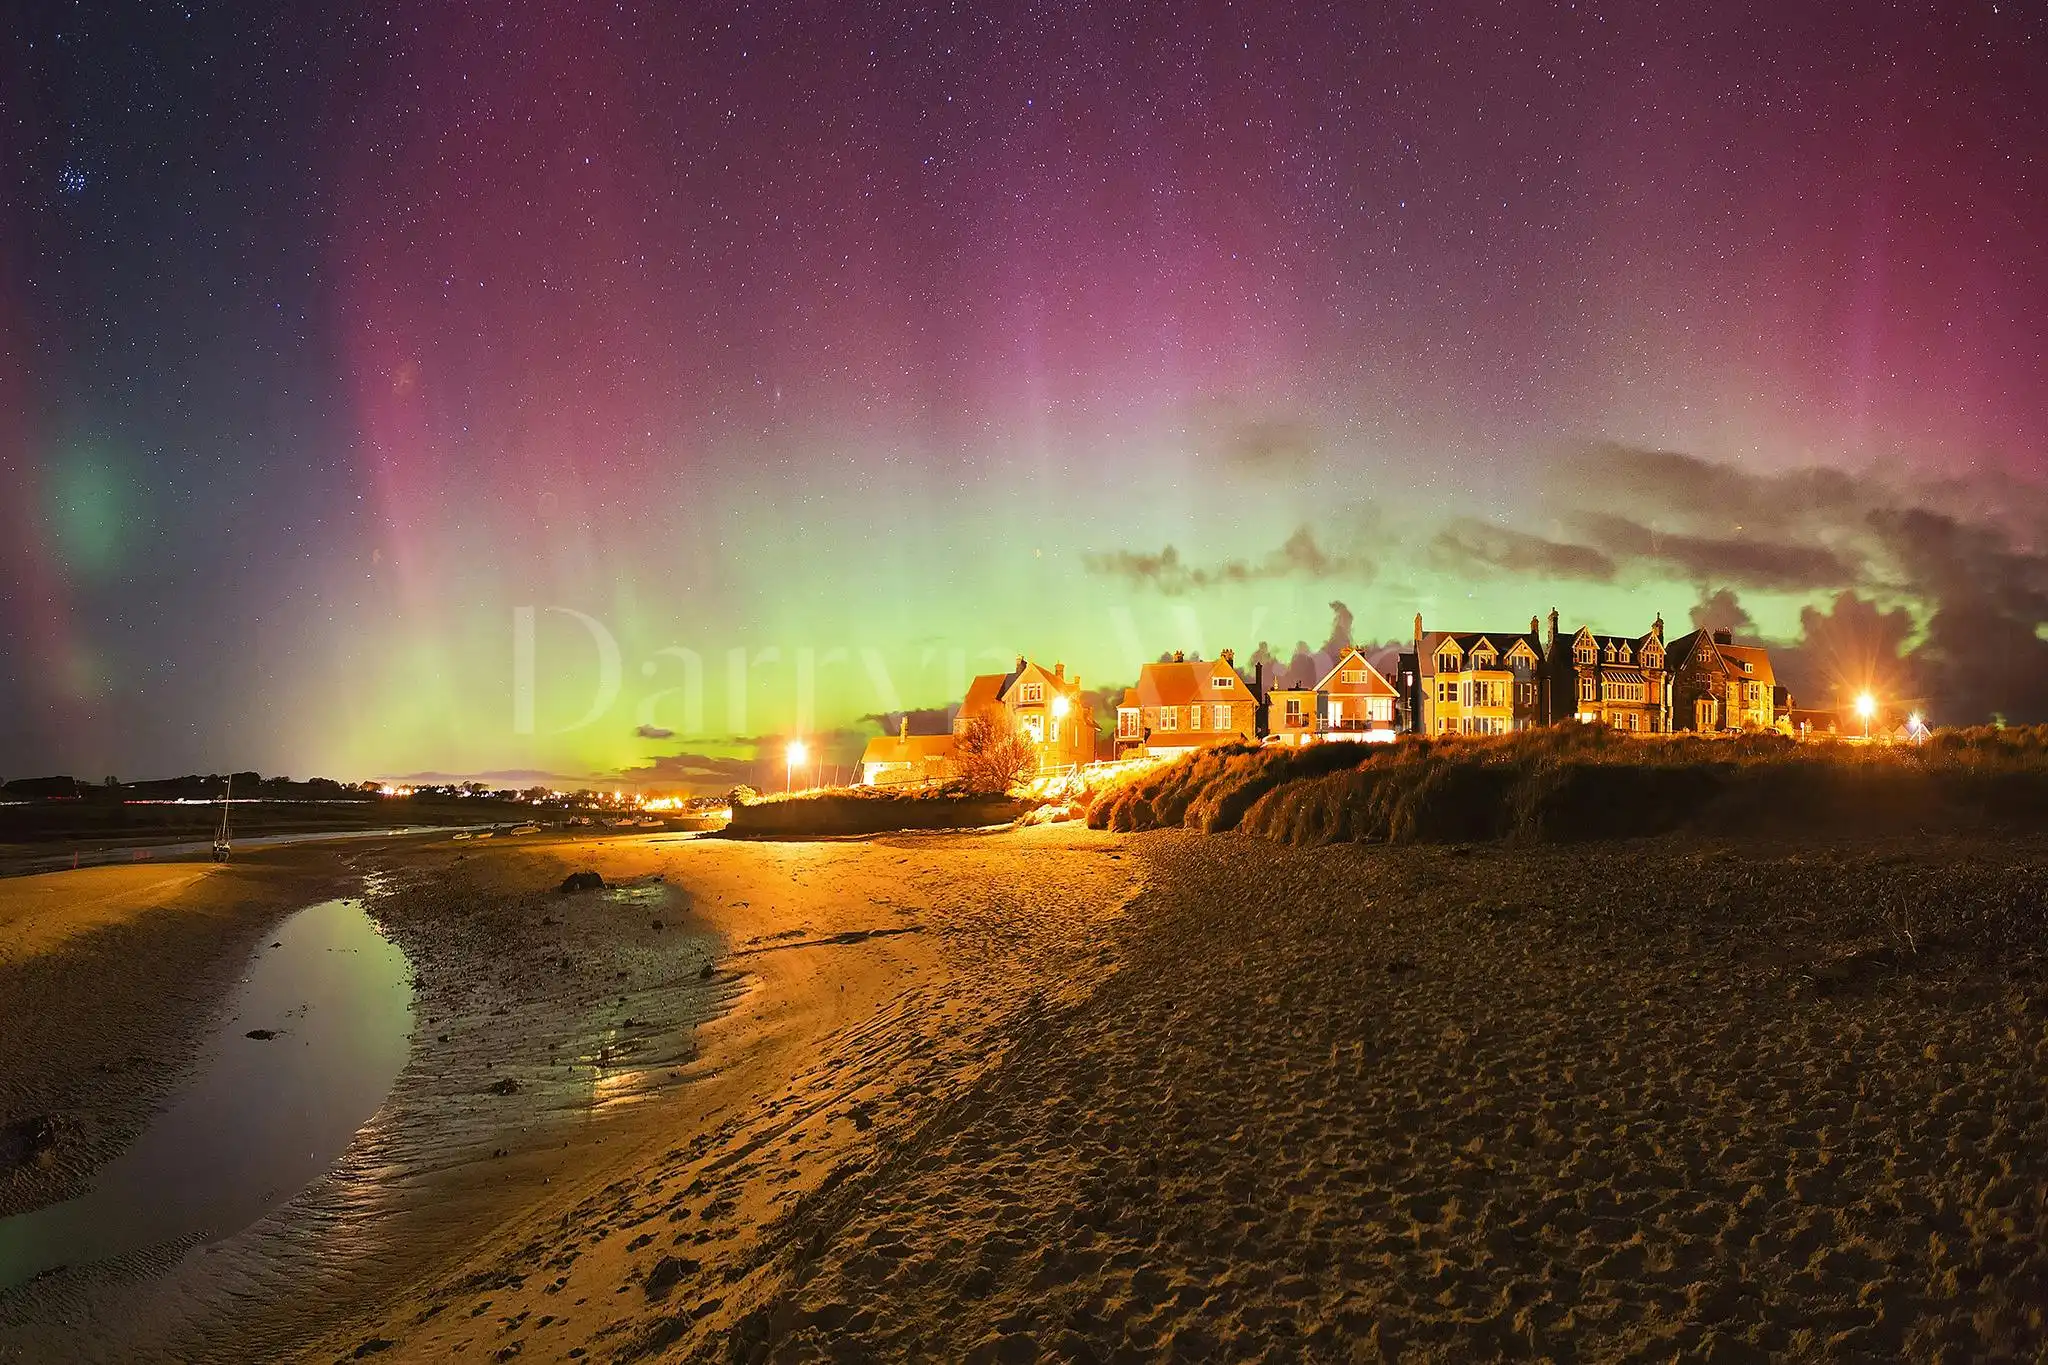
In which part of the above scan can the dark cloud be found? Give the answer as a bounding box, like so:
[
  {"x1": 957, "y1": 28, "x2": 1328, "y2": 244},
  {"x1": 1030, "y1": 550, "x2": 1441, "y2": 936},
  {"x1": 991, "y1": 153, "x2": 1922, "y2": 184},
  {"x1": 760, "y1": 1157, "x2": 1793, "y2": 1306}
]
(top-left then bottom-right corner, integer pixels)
[
  {"x1": 1574, "y1": 512, "x2": 1856, "y2": 591},
  {"x1": 1575, "y1": 444, "x2": 1867, "y2": 538},
  {"x1": 1429, "y1": 519, "x2": 1616, "y2": 582},
  {"x1": 634, "y1": 723, "x2": 675, "y2": 739},
  {"x1": 1770, "y1": 591, "x2": 1920, "y2": 712},
  {"x1": 1866, "y1": 507, "x2": 2048, "y2": 725},
  {"x1": 1323, "y1": 600, "x2": 1354, "y2": 657},
  {"x1": 861, "y1": 705, "x2": 955, "y2": 734},
  {"x1": 1220, "y1": 418, "x2": 1321, "y2": 474},
  {"x1": 1085, "y1": 526, "x2": 1369, "y2": 595},
  {"x1": 1185, "y1": 398, "x2": 1324, "y2": 476},
  {"x1": 1688, "y1": 588, "x2": 1755, "y2": 635}
]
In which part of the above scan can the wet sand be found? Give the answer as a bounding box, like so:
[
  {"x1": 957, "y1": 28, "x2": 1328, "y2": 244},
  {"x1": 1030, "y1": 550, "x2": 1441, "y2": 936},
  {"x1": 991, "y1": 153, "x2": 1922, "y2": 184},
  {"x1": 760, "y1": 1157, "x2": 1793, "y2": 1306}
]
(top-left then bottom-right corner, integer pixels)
[
  {"x1": 6, "y1": 825, "x2": 2048, "y2": 1361},
  {"x1": 0, "y1": 856, "x2": 366, "y2": 1219}
]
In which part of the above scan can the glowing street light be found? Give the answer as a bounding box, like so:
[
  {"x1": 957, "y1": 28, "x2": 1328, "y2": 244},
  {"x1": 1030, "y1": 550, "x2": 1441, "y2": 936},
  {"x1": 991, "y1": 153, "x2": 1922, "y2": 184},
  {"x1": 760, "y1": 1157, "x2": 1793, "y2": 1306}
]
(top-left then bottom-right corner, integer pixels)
[
  {"x1": 1050, "y1": 692, "x2": 1070, "y2": 742},
  {"x1": 786, "y1": 739, "x2": 808, "y2": 792},
  {"x1": 1855, "y1": 692, "x2": 1877, "y2": 740}
]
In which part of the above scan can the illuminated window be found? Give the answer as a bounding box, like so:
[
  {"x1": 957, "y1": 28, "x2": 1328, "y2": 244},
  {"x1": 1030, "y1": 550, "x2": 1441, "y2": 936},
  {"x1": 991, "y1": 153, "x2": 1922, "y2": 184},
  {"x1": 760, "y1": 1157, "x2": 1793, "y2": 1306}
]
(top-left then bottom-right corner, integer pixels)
[
  {"x1": 1341, "y1": 669, "x2": 1364, "y2": 684},
  {"x1": 1214, "y1": 703, "x2": 1234, "y2": 731},
  {"x1": 1019, "y1": 683, "x2": 1044, "y2": 703},
  {"x1": 1284, "y1": 697, "x2": 1306, "y2": 726},
  {"x1": 1118, "y1": 709, "x2": 1139, "y2": 738},
  {"x1": 1157, "y1": 706, "x2": 1179, "y2": 732}
]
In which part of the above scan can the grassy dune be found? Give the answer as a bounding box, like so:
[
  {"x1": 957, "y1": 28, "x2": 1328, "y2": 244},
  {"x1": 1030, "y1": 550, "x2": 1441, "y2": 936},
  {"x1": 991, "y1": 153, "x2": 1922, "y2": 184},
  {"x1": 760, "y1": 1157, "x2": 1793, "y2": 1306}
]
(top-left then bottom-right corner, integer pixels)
[
  {"x1": 1087, "y1": 726, "x2": 2048, "y2": 845},
  {"x1": 726, "y1": 787, "x2": 1029, "y2": 837}
]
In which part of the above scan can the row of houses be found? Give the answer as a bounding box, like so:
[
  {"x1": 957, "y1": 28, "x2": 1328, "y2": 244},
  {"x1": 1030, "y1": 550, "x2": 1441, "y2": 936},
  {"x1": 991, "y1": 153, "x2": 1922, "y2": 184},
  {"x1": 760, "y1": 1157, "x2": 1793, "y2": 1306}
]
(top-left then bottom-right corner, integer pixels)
[{"x1": 860, "y1": 610, "x2": 1828, "y2": 784}]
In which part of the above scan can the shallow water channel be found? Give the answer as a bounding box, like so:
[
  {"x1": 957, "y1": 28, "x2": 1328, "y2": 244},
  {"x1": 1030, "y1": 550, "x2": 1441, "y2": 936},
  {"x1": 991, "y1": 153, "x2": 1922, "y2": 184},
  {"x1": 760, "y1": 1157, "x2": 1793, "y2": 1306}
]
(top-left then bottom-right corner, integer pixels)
[{"x1": 0, "y1": 894, "x2": 414, "y2": 1290}]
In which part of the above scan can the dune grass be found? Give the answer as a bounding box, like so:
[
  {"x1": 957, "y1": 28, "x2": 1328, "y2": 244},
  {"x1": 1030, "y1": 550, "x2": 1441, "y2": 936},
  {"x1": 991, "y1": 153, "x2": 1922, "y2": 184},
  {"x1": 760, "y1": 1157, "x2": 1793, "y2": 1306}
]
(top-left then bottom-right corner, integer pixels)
[{"x1": 1085, "y1": 726, "x2": 2048, "y2": 847}]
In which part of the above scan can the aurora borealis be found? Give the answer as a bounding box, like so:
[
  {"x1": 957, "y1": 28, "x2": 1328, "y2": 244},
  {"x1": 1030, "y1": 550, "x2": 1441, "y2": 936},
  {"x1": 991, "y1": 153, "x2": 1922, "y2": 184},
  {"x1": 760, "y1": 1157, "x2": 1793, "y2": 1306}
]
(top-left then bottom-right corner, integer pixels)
[{"x1": 4, "y1": 2, "x2": 2046, "y2": 787}]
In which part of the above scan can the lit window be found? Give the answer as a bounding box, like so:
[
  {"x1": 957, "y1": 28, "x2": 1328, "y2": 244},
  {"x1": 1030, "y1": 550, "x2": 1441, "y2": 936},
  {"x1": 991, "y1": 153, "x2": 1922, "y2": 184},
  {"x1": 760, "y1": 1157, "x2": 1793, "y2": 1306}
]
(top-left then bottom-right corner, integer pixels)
[
  {"x1": 1341, "y1": 669, "x2": 1363, "y2": 684},
  {"x1": 1157, "y1": 706, "x2": 1179, "y2": 732},
  {"x1": 1284, "y1": 697, "x2": 1305, "y2": 726},
  {"x1": 1118, "y1": 709, "x2": 1139, "y2": 738},
  {"x1": 1216, "y1": 703, "x2": 1234, "y2": 731},
  {"x1": 1019, "y1": 683, "x2": 1044, "y2": 703}
]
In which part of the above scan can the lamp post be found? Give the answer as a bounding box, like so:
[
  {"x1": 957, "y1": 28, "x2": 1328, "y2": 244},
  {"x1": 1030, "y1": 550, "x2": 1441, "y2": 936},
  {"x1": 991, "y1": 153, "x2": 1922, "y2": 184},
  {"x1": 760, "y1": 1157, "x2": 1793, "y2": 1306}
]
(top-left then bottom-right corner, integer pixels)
[
  {"x1": 786, "y1": 739, "x2": 807, "y2": 793},
  {"x1": 1855, "y1": 692, "x2": 1876, "y2": 741}
]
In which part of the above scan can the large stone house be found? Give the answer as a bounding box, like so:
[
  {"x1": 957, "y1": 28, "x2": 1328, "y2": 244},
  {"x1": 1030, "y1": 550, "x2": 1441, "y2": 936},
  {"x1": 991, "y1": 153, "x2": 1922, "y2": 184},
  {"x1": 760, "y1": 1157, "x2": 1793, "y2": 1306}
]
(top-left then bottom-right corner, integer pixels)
[
  {"x1": 956, "y1": 656, "x2": 1098, "y2": 772},
  {"x1": 1666, "y1": 628, "x2": 1778, "y2": 732},
  {"x1": 1265, "y1": 646, "x2": 1401, "y2": 746},
  {"x1": 1544, "y1": 611, "x2": 1671, "y2": 733},
  {"x1": 1405, "y1": 616, "x2": 1547, "y2": 736},
  {"x1": 1115, "y1": 651, "x2": 1259, "y2": 758}
]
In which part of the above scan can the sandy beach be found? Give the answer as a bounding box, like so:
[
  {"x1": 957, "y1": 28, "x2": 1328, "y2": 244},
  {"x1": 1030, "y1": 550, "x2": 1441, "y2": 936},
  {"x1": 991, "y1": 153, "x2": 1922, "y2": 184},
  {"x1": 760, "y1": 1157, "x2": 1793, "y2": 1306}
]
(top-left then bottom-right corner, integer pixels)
[{"x1": 3, "y1": 824, "x2": 2047, "y2": 1361}]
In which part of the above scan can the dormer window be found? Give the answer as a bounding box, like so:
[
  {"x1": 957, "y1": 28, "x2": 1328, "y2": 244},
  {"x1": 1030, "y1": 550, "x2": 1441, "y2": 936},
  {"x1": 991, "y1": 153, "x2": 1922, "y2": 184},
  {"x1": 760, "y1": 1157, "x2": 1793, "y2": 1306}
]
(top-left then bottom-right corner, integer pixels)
[
  {"x1": 1574, "y1": 643, "x2": 1595, "y2": 665},
  {"x1": 1211, "y1": 673, "x2": 1236, "y2": 690},
  {"x1": 1741, "y1": 661, "x2": 1753, "y2": 673},
  {"x1": 1603, "y1": 642, "x2": 1616, "y2": 661},
  {"x1": 1436, "y1": 652, "x2": 1459, "y2": 673},
  {"x1": 1618, "y1": 644, "x2": 1631, "y2": 663},
  {"x1": 1019, "y1": 683, "x2": 1044, "y2": 703}
]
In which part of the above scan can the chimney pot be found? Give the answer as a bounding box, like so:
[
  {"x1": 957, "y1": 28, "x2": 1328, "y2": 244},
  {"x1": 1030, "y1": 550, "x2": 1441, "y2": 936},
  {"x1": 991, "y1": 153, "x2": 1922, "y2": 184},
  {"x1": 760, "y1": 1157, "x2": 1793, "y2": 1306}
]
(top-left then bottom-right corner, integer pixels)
[
  {"x1": 1015, "y1": 654, "x2": 1026, "y2": 672},
  {"x1": 899, "y1": 716, "x2": 909, "y2": 741},
  {"x1": 1712, "y1": 628, "x2": 1732, "y2": 644},
  {"x1": 1220, "y1": 648, "x2": 1234, "y2": 666},
  {"x1": 1173, "y1": 650, "x2": 1185, "y2": 663},
  {"x1": 1053, "y1": 662, "x2": 1064, "y2": 679}
]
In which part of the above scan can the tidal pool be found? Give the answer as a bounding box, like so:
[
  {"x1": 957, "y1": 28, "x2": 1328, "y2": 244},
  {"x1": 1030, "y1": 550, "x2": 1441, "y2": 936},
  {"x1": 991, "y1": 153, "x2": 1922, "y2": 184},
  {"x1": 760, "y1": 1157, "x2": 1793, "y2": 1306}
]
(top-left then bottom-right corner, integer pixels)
[{"x1": 0, "y1": 894, "x2": 414, "y2": 1290}]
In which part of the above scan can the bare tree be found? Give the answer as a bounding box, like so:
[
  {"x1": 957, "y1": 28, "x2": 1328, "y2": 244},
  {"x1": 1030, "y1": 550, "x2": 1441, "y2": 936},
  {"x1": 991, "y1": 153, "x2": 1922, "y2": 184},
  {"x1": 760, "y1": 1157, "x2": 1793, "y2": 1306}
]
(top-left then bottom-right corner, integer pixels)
[{"x1": 954, "y1": 712, "x2": 1036, "y2": 794}]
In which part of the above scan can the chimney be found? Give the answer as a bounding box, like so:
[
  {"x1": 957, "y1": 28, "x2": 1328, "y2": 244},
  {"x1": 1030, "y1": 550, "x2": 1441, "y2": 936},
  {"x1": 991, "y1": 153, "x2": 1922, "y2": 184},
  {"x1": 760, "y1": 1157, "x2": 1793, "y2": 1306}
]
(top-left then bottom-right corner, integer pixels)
[
  {"x1": 1053, "y1": 662, "x2": 1064, "y2": 679},
  {"x1": 899, "y1": 715, "x2": 909, "y2": 741},
  {"x1": 1173, "y1": 650, "x2": 1185, "y2": 663},
  {"x1": 1547, "y1": 608, "x2": 1560, "y2": 649},
  {"x1": 1413, "y1": 612, "x2": 1423, "y2": 643},
  {"x1": 1652, "y1": 613, "x2": 1665, "y2": 640},
  {"x1": 1530, "y1": 614, "x2": 1540, "y2": 638},
  {"x1": 1712, "y1": 628, "x2": 1733, "y2": 644},
  {"x1": 1220, "y1": 648, "x2": 1234, "y2": 667},
  {"x1": 1014, "y1": 654, "x2": 1026, "y2": 673}
]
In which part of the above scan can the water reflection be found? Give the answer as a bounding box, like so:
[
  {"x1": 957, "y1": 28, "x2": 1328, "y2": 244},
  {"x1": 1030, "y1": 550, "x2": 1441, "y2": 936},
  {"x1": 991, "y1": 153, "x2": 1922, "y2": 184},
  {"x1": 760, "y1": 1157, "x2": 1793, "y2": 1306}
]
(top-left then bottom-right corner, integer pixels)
[{"x1": 0, "y1": 897, "x2": 413, "y2": 1289}]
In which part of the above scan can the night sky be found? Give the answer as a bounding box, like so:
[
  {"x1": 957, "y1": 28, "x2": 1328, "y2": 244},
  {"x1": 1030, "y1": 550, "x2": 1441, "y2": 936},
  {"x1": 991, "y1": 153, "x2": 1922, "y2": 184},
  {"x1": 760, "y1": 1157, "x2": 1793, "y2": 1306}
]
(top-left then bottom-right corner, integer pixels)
[{"x1": 5, "y1": 1, "x2": 2046, "y2": 787}]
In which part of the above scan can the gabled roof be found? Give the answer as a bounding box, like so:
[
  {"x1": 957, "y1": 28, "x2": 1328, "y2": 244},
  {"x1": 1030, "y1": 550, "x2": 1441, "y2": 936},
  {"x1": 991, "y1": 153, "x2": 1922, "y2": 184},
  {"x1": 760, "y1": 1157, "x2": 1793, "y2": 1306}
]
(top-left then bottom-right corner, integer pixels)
[
  {"x1": 1314, "y1": 647, "x2": 1398, "y2": 697},
  {"x1": 860, "y1": 734, "x2": 957, "y2": 765},
  {"x1": 1566, "y1": 623, "x2": 1666, "y2": 665},
  {"x1": 960, "y1": 668, "x2": 1022, "y2": 714},
  {"x1": 1417, "y1": 630, "x2": 1541, "y2": 676},
  {"x1": 963, "y1": 659, "x2": 1084, "y2": 713},
  {"x1": 1715, "y1": 644, "x2": 1776, "y2": 688},
  {"x1": 1665, "y1": 631, "x2": 1774, "y2": 686},
  {"x1": 1119, "y1": 659, "x2": 1253, "y2": 709}
]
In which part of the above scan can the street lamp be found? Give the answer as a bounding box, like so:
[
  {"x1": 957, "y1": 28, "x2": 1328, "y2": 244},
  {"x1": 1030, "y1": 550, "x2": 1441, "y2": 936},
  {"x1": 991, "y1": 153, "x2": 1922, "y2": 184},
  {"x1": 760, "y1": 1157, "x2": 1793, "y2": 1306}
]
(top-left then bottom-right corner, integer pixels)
[
  {"x1": 1855, "y1": 692, "x2": 1876, "y2": 740},
  {"x1": 786, "y1": 739, "x2": 808, "y2": 793}
]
